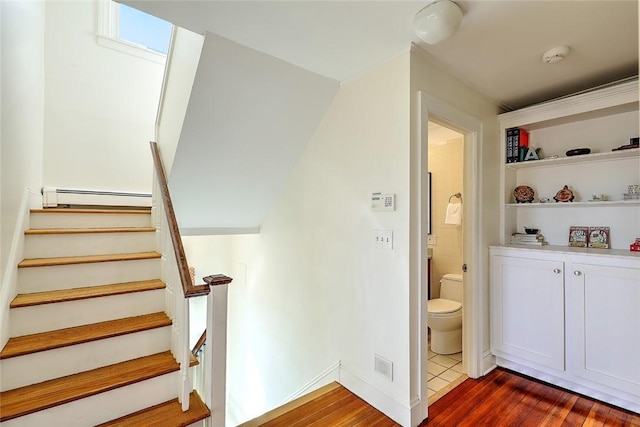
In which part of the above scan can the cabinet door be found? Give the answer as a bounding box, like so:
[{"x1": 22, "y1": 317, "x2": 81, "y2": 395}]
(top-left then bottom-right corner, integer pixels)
[
  {"x1": 491, "y1": 255, "x2": 565, "y2": 371},
  {"x1": 567, "y1": 263, "x2": 640, "y2": 396}
]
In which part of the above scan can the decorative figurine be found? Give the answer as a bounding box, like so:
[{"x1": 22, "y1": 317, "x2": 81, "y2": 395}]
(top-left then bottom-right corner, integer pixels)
[
  {"x1": 554, "y1": 185, "x2": 574, "y2": 202},
  {"x1": 514, "y1": 185, "x2": 535, "y2": 203}
]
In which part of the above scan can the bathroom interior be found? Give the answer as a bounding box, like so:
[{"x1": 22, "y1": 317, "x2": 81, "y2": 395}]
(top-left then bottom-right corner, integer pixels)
[{"x1": 426, "y1": 121, "x2": 466, "y2": 403}]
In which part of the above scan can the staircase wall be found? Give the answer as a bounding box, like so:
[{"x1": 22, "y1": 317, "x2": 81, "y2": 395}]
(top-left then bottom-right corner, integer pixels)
[
  {"x1": 41, "y1": 0, "x2": 163, "y2": 194},
  {"x1": 225, "y1": 52, "x2": 413, "y2": 425},
  {"x1": 0, "y1": 1, "x2": 45, "y2": 285},
  {"x1": 0, "y1": 1, "x2": 46, "y2": 350}
]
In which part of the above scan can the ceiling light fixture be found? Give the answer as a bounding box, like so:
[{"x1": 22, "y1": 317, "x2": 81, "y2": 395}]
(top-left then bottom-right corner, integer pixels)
[
  {"x1": 413, "y1": 0, "x2": 463, "y2": 45},
  {"x1": 542, "y1": 46, "x2": 571, "y2": 64}
]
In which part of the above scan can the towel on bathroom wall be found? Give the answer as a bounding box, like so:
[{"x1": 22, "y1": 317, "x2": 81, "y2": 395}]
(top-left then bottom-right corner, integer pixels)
[{"x1": 445, "y1": 202, "x2": 462, "y2": 225}]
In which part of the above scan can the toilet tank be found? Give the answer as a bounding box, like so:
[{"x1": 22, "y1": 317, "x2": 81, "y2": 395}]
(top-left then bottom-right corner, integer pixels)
[{"x1": 440, "y1": 273, "x2": 463, "y2": 303}]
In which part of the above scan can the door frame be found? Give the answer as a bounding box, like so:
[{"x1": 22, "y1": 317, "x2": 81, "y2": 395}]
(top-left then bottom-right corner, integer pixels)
[{"x1": 414, "y1": 91, "x2": 484, "y2": 422}]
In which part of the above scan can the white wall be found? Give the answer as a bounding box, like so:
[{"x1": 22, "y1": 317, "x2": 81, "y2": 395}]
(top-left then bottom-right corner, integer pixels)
[
  {"x1": 42, "y1": 0, "x2": 164, "y2": 193},
  {"x1": 428, "y1": 137, "x2": 464, "y2": 297},
  {"x1": 0, "y1": 0, "x2": 45, "y2": 302},
  {"x1": 226, "y1": 52, "x2": 412, "y2": 424},
  {"x1": 0, "y1": 0, "x2": 46, "y2": 353}
]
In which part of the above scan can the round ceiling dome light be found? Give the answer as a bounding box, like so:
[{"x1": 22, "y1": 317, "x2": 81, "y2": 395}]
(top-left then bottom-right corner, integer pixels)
[
  {"x1": 542, "y1": 46, "x2": 571, "y2": 64},
  {"x1": 413, "y1": 0, "x2": 463, "y2": 45}
]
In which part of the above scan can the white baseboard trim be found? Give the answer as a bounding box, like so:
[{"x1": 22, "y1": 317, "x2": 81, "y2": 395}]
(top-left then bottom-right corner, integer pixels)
[
  {"x1": 482, "y1": 349, "x2": 497, "y2": 375},
  {"x1": 339, "y1": 365, "x2": 411, "y2": 426},
  {"x1": 279, "y1": 361, "x2": 340, "y2": 405},
  {"x1": 0, "y1": 188, "x2": 41, "y2": 349},
  {"x1": 42, "y1": 187, "x2": 151, "y2": 208}
]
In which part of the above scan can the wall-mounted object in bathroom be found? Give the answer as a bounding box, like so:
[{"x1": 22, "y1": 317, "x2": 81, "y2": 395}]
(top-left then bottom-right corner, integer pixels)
[{"x1": 427, "y1": 172, "x2": 432, "y2": 234}]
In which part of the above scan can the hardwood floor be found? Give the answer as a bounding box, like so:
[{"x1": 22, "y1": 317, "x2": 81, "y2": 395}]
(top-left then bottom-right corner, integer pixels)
[
  {"x1": 423, "y1": 368, "x2": 640, "y2": 426},
  {"x1": 246, "y1": 369, "x2": 640, "y2": 426}
]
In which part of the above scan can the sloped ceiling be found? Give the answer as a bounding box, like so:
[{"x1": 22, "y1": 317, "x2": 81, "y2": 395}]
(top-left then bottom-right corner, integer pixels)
[
  {"x1": 169, "y1": 33, "x2": 339, "y2": 233},
  {"x1": 122, "y1": 1, "x2": 638, "y2": 232},
  {"x1": 124, "y1": 1, "x2": 637, "y2": 110}
]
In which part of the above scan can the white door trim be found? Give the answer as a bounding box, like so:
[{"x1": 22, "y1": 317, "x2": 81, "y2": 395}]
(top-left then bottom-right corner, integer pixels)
[{"x1": 413, "y1": 91, "x2": 484, "y2": 423}]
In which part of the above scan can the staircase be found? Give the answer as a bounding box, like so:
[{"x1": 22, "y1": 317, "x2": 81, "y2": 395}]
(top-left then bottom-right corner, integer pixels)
[{"x1": 0, "y1": 208, "x2": 210, "y2": 426}]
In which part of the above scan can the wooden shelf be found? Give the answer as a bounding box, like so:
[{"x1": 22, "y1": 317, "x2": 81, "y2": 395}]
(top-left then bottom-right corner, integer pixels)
[
  {"x1": 492, "y1": 244, "x2": 640, "y2": 259},
  {"x1": 505, "y1": 149, "x2": 639, "y2": 170},
  {"x1": 506, "y1": 200, "x2": 640, "y2": 208}
]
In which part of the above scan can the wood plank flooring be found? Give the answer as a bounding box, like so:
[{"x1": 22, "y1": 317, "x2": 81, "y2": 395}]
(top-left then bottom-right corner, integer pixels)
[
  {"x1": 245, "y1": 369, "x2": 640, "y2": 426},
  {"x1": 17, "y1": 251, "x2": 161, "y2": 268},
  {"x1": 10, "y1": 279, "x2": 166, "y2": 307},
  {"x1": 96, "y1": 391, "x2": 210, "y2": 427},
  {"x1": 0, "y1": 312, "x2": 171, "y2": 359},
  {"x1": 423, "y1": 368, "x2": 640, "y2": 426}
]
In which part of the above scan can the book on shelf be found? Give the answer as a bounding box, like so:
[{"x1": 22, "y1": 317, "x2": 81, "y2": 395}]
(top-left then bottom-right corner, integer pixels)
[
  {"x1": 510, "y1": 232, "x2": 547, "y2": 245},
  {"x1": 511, "y1": 233, "x2": 543, "y2": 240},
  {"x1": 568, "y1": 226, "x2": 589, "y2": 247},
  {"x1": 505, "y1": 128, "x2": 529, "y2": 163},
  {"x1": 510, "y1": 239, "x2": 548, "y2": 246}
]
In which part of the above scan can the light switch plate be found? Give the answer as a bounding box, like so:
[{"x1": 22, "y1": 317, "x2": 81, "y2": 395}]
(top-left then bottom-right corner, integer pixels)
[{"x1": 373, "y1": 230, "x2": 393, "y2": 250}]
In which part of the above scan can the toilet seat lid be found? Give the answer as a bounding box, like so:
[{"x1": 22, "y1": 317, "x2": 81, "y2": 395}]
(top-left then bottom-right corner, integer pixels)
[{"x1": 428, "y1": 298, "x2": 462, "y2": 314}]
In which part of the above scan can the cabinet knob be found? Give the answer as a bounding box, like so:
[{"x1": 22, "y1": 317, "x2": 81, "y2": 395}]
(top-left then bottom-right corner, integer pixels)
[
  {"x1": 574, "y1": 271, "x2": 582, "y2": 276},
  {"x1": 553, "y1": 268, "x2": 561, "y2": 274}
]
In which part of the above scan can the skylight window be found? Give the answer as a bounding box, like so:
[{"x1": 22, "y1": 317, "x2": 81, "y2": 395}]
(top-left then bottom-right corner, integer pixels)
[
  {"x1": 97, "y1": 0, "x2": 173, "y2": 64},
  {"x1": 117, "y1": 3, "x2": 171, "y2": 55}
]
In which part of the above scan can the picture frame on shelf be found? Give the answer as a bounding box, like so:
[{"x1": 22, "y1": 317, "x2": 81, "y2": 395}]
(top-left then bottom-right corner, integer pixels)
[
  {"x1": 588, "y1": 226, "x2": 610, "y2": 249},
  {"x1": 569, "y1": 226, "x2": 589, "y2": 248}
]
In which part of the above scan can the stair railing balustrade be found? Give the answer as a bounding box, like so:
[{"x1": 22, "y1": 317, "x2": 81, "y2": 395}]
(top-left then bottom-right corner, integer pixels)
[{"x1": 150, "y1": 141, "x2": 232, "y2": 424}]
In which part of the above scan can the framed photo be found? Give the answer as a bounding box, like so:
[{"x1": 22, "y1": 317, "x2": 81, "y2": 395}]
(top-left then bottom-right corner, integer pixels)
[
  {"x1": 588, "y1": 226, "x2": 610, "y2": 249},
  {"x1": 569, "y1": 226, "x2": 589, "y2": 247}
]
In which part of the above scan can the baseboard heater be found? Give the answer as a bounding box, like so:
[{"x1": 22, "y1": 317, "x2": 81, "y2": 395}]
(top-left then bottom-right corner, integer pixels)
[{"x1": 43, "y1": 187, "x2": 152, "y2": 208}]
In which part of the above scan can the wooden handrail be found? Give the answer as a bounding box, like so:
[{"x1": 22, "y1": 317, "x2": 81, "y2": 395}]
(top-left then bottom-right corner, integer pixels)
[
  {"x1": 192, "y1": 330, "x2": 206, "y2": 355},
  {"x1": 150, "y1": 141, "x2": 209, "y2": 298}
]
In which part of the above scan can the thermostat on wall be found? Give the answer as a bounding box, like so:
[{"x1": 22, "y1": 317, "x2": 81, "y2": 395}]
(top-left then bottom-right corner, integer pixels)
[{"x1": 372, "y1": 193, "x2": 395, "y2": 211}]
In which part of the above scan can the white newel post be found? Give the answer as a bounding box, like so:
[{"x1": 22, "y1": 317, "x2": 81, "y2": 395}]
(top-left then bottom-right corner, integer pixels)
[{"x1": 205, "y1": 283, "x2": 229, "y2": 426}]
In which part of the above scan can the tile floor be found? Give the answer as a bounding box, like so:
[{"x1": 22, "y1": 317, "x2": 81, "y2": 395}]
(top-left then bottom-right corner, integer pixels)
[{"x1": 427, "y1": 346, "x2": 466, "y2": 402}]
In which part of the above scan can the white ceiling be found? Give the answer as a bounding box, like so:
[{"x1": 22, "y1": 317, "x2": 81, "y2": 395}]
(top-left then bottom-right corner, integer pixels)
[{"x1": 126, "y1": 0, "x2": 638, "y2": 111}]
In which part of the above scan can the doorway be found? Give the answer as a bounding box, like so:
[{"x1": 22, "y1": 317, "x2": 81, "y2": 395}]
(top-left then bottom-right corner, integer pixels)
[
  {"x1": 425, "y1": 121, "x2": 467, "y2": 402},
  {"x1": 415, "y1": 91, "x2": 484, "y2": 423}
]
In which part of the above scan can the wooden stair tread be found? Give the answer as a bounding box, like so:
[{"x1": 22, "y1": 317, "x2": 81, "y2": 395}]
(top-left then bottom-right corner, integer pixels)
[
  {"x1": 0, "y1": 312, "x2": 172, "y2": 359},
  {"x1": 97, "y1": 390, "x2": 210, "y2": 426},
  {"x1": 30, "y1": 208, "x2": 151, "y2": 214},
  {"x1": 0, "y1": 351, "x2": 179, "y2": 422},
  {"x1": 25, "y1": 227, "x2": 156, "y2": 235},
  {"x1": 10, "y1": 279, "x2": 166, "y2": 308},
  {"x1": 18, "y1": 251, "x2": 161, "y2": 268}
]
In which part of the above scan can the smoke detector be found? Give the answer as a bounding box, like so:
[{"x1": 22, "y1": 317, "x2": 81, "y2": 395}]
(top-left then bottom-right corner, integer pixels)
[{"x1": 542, "y1": 46, "x2": 570, "y2": 64}]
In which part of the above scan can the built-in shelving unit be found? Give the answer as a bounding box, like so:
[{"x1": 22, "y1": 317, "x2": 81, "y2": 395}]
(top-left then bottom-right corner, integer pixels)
[
  {"x1": 498, "y1": 79, "x2": 640, "y2": 250},
  {"x1": 505, "y1": 200, "x2": 640, "y2": 208},
  {"x1": 505, "y1": 148, "x2": 639, "y2": 170}
]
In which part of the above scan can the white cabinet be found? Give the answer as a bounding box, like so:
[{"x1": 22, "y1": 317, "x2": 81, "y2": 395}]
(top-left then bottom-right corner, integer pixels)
[
  {"x1": 490, "y1": 246, "x2": 640, "y2": 413},
  {"x1": 491, "y1": 254, "x2": 565, "y2": 371},
  {"x1": 566, "y1": 262, "x2": 640, "y2": 397},
  {"x1": 498, "y1": 79, "x2": 640, "y2": 249}
]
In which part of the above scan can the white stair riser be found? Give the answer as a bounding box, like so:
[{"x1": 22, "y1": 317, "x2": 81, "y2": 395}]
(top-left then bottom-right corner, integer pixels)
[
  {"x1": 10, "y1": 289, "x2": 165, "y2": 336},
  {"x1": 1, "y1": 371, "x2": 180, "y2": 427},
  {"x1": 30, "y1": 212, "x2": 151, "y2": 229},
  {"x1": 0, "y1": 327, "x2": 171, "y2": 391},
  {"x1": 18, "y1": 258, "x2": 160, "y2": 293},
  {"x1": 24, "y1": 232, "x2": 157, "y2": 258}
]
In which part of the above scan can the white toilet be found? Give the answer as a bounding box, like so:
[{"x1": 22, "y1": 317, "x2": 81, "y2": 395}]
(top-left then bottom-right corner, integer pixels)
[{"x1": 427, "y1": 273, "x2": 463, "y2": 355}]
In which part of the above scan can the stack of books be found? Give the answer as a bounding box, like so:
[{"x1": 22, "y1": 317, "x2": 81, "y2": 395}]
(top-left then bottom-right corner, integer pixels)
[
  {"x1": 506, "y1": 128, "x2": 529, "y2": 163},
  {"x1": 510, "y1": 232, "x2": 548, "y2": 246}
]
